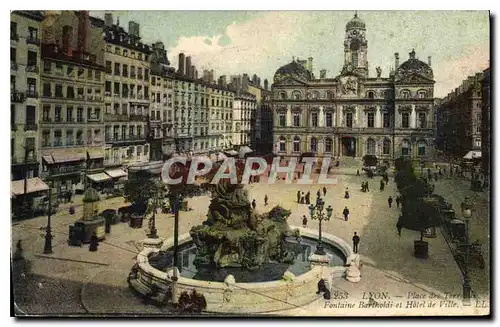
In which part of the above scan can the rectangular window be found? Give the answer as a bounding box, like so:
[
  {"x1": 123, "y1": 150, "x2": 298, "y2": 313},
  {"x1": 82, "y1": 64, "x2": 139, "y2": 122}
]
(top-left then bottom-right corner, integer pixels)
[
  {"x1": 10, "y1": 47, "x2": 16, "y2": 62},
  {"x1": 11, "y1": 21, "x2": 17, "y2": 38},
  {"x1": 293, "y1": 112, "x2": 300, "y2": 127},
  {"x1": 11, "y1": 75, "x2": 15, "y2": 91},
  {"x1": 105, "y1": 81, "x2": 111, "y2": 94},
  {"x1": 326, "y1": 112, "x2": 332, "y2": 127},
  {"x1": 42, "y1": 105, "x2": 50, "y2": 121},
  {"x1": 78, "y1": 68, "x2": 84, "y2": 78},
  {"x1": 67, "y1": 86, "x2": 74, "y2": 99},
  {"x1": 402, "y1": 113, "x2": 409, "y2": 128},
  {"x1": 77, "y1": 107, "x2": 84, "y2": 122},
  {"x1": 67, "y1": 65, "x2": 74, "y2": 76},
  {"x1": 279, "y1": 113, "x2": 286, "y2": 127},
  {"x1": 114, "y1": 82, "x2": 120, "y2": 96},
  {"x1": 383, "y1": 112, "x2": 390, "y2": 128},
  {"x1": 67, "y1": 106, "x2": 73, "y2": 121},
  {"x1": 138, "y1": 67, "x2": 143, "y2": 79},
  {"x1": 55, "y1": 84, "x2": 63, "y2": 97},
  {"x1": 54, "y1": 106, "x2": 62, "y2": 122},
  {"x1": 66, "y1": 130, "x2": 74, "y2": 145},
  {"x1": 114, "y1": 63, "x2": 120, "y2": 76},
  {"x1": 25, "y1": 106, "x2": 36, "y2": 125},
  {"x1": 27, "y1": 78, "x2": 36, "y2": 94},
  {"x1": 418, "y1": 112, "x2": 426, "y2": 128},
  {"x1": 122, "y1": 64, "x2": 128, "y2": 77},
  {"x1": 87, "y1": 68, "x2": 92, "y2": 79},
  {"x1": 27, "y1": 51, "x2": 37, "y2": 67},
  {"x1": 44, "y1": 61, "x2": 51, "y2": 73},
  {"x1": 346, "y1": 113, "x2": 353, "y2": 128},
  {"x1": 367, "y1": 112, "x2": 375, "y2": 128},
  {"x1": 311, "y1": 113, "x2": 318, "y2": 127},
  {"x1": 105, "y1": 61, "x2": 112, "y2": 74},
  {"x1": 130, "y1": 66, "x2": 136, "y2": 78},
  {"x1": 11, "y1": 105, "x2": 15, "y2": 126},
  {"x1": 145, "y1": 69, "x2": 149, "y2": 80}
]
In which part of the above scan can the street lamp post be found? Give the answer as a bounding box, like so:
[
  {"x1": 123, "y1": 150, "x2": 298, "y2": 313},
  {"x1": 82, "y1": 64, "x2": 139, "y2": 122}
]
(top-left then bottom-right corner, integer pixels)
[
  {"x1": 308, "y1": 197, "x2": 333, "y2": 255},
  {"x1": 461, "y1": 196, "x2": 473, "y2": 306},
  {"x1": 43, "y1": 186, "x2": 53, "y2": 254}
]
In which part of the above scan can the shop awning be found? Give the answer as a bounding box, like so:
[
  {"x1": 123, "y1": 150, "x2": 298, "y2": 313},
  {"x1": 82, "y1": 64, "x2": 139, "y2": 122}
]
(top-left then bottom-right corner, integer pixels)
[
  {"x1": 11, "y1": 177, "x2": 49, "y2": 196},
  {"x1": 52, "y1": 154, "x2": 85, "y2": 164},
  {"x1": 42, "y1": 155, "x2": 55, "y2": 164},
  {"x1": 225, "y1": 150, "x2": 238, "y2": 156},
  {"x1": 87, "y1": 173, "x2": 112, "y2": 183},
  {"x1": 463, "y1": 150, "x2": 481, "y2": 160},
  {"x1": 105, "y1": 169, "x2": 128, "y2": 179}
]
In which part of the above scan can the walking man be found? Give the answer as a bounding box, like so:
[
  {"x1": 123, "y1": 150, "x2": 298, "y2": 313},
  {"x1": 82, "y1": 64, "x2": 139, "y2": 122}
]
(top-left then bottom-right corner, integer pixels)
[
  {"x1": 380, "y1": 179, "x2": 385, "y2": 191},
  {"x1": 396, "y1": 219, "x2": 403, "y2": 236},
  {"x1": 357, "y1": 169, "x2": 360, "y2": 176},
  {"x1": 297, "y1": 191, "x2": 301, "y2": 203},
  {"x1": 366, "y1": 182, "x2": 370, "y2": 192},
  {"x1": 388, "y1": 196, "x2": 393, "y2": 208},
  {"x1": 252, "y1": 199, "x2": 256, "y2": 210},
  {"x1": 352, "y1": 232, "x2": 360, "y2": 254},
  {"x1": 300, "y1": 192, "x2": 305, "y2": 204},
  {"x1": 323, "y1": 186, "x2": 327, "y2": 197},
  {"x1": 305, "y1": 192, "x2": 311, "y2": 205},
  {"x1": 264, "y1": 195, "x2": 268, "y2": 206},
  {"x1": 89, "y1": 232, "x2": 99, "y2": 252},
  {"x1": 302, "y1": 215, "x2": 308, "y2": 228},
  {"x1": 395, "y1": 196, "x2": 401, "y2": 208},
  {"x1": 343, "y1": 206, "x2": 350, "y2": 221},
  {"x1": 344, "y1": 188, "x2": 350, "y2": 199},
  {"x1": 317, "y1": 190, "x2": 321, "y2": 198}
]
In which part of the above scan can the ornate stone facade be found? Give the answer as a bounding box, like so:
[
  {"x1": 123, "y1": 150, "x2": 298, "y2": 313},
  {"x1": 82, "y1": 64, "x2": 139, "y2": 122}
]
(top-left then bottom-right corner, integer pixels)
[{"x1": 271, "y1": 13, "x2": 436, "y2": 163}]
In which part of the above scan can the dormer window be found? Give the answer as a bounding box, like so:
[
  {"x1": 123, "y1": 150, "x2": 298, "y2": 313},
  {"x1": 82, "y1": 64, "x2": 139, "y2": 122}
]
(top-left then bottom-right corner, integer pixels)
[
  {"x1": 401, "y1": 90, "x2": 410, "y2": 98},
  {"x1": 280, "y1": 92, "x2": 287, "y2": 100},
  {"x1": 366, "y1": 91, "x2": 375, "y2": 99},
  {"x1": 417, "y1": 90, "x2": 427, "y2": 98}
]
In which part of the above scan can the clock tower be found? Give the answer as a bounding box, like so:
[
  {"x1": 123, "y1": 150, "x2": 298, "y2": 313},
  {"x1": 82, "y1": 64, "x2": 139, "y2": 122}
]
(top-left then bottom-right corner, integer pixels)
[{"x1": 343, "y1": 12, "x2": 368, "y2": 78}]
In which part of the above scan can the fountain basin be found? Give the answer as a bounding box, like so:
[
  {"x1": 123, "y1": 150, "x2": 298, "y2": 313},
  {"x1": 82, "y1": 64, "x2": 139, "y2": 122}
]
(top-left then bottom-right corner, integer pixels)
[{"x1": 129, "y1": 226, "x2": 356, "y2": 314}]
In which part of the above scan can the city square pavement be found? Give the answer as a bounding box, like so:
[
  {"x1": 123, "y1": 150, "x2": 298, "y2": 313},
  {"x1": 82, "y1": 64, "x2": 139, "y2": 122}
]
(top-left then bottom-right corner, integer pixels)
[{"x1": 11, "y1": 168, "x2": 490, "y2": 316}]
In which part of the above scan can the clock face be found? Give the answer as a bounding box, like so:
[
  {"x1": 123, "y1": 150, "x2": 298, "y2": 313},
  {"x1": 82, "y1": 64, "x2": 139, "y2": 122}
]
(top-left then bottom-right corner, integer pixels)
[{"x1": 350, "y1": 38, "x2": 361, "y2": 51}]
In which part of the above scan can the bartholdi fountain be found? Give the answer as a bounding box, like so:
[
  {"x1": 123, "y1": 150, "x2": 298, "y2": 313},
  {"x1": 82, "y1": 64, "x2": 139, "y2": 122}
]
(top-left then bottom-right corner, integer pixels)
[{"x1": 128, "y1": 162, "x2": 358, "y2": 313}]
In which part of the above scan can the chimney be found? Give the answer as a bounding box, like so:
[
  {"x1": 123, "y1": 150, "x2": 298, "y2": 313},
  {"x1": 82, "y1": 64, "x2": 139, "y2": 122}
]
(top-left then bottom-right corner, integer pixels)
[
  {"x1": 428, "y1": 56, "x2": 432, "y2": 67},
  {"x1": 257, "y1": 77, "x2": 261, "y2": 87},
  {"x1": 77, "y1": 11, "x2": 90, "y2": 53},
  {"x1": 264, "y1": 79, "x2": 269, "y2": 90},
  {"x1": 308, "y1": 57, "x2": 313, "y2": 72},
  {"x1": 203, "y1": 70, "x2": 209, "y2": 82},
  {"x1": 190, "y1": 65, "x2": 195, "y2": 78},
  {"x1": 62, "y1": 25, "x2": 74, "y2": 55},
  {"x1": 242, "y1": 74, "x2": 249, "y2": 91},
  {"x1": 209, "y1": 70, "x2": 214, "y2": 84},
  {"x1": 395, "y1": 53, "x2": 400, "y2": 69},
  {"x1": 252, "y1": 74, "x2": 258, "y2": 84},
  {"x1": 185, "y1": 56, "x2": 192, "y2": 76},
  {"x1": 117, "y1": 16, "x2": 120, "y2": 27},
  {"x1": 320, "y1": 69, "x2": 327, "y2": 79},
  {"x1": 104, "y1": 13, "x2": 113, "y2": 27},
  {"x1": 178, "y1": 53, "x2": 186, "y2": 75},
  {"x1": 194, "y1": 69, "x2": 198, "y2": 79},
  {"x1": 128, "y1": 21, "x2": 140, "y2": 37}
]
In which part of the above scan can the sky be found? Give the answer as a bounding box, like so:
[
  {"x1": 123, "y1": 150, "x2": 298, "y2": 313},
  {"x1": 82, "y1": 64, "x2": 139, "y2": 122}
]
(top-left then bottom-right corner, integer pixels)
[{"x1": 91, "y1": 10, "x2": 490, "y2": 98}]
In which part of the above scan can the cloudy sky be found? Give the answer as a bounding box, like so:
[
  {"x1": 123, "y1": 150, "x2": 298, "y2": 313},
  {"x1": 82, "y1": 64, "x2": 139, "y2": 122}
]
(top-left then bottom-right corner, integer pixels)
[{"x1": 91, "y1": 10, "x2": 490, "y2": 97}]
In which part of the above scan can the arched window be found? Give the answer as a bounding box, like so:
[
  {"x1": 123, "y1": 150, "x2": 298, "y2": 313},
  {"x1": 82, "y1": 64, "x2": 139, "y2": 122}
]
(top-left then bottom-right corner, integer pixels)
[
  {"x1": 351, "y1": 52, "x2": 359, "y2": 67},
  {"x1": 312, "y1": 91, "x2": 320, "y2": 99},
  {"x1": 418, "y1": 140, "x2": 427, "y2": 156},
  {"x1": 279, "y1": 136, "x2": 286, "y2": 152},
  {"x1": 366, "y1": 138, "x2": 376, "y2": 155},
  {"x1": 383, "y1": 138, "x2": 391, "y2": 155},
  {"x1": 366, "y1": 91, "x2": 375, "y2": 99},
  {"x1": 402, "y1": 139, "x2": 410, "y2": 156},
  {"x1": 417, "y1": 90, "x2": 427, "y2": 98},
  {"x1": 310, "y1": 137, "x2": 317, "y2": 152},
  {"x1": 280, "y1": 92, "x2": 287, "y2": 100},
  {"x1": 325, "y1": 138, "x2": 333, "y2": 153},
  {"x1": 293, "y1": 136, "x2": 301, "y2": 152},
  {"x1": 326, "y1": 91, "x2": 334, "y2": 100},
  {"x1": 292, "y1": 91, "x2": 301, "y2": 100},
  {"x1": 401, "y1": 90, "x2": 411, "y2": 98}
]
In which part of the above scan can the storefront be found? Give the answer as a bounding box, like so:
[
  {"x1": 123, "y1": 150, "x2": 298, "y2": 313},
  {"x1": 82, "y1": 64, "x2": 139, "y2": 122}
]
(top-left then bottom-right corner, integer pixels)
[
  {"x1": 11, "y1": 177, "x2": 50, "y2": 218},
  {"x1": 104, "y1": 168, "x2": 128, "y2": 192},
  {"x1": 87, "y1": 172, "x2": 112, "y2": 192}
]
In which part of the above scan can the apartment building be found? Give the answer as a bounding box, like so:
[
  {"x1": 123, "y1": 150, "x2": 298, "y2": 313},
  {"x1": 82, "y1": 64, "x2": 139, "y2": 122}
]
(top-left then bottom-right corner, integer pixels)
[
  {"x1": 232, "y1": 92, "x2": 257, "y2": 147},
  {"x1": 208, "y1": 85, "x2": 235, "y2": 151},
  {"x1": 97, "y1": 13, "x2": 151, "y2": 168},
  {"x1": 149, "y1": 41, "x2": 175, "y2": 160},
  {"x1": 10, "y1": 11, "x2": 44, "y2": 182},
  {"x1": 39, "y1": 10, "x2": 105, "y2": 194}
]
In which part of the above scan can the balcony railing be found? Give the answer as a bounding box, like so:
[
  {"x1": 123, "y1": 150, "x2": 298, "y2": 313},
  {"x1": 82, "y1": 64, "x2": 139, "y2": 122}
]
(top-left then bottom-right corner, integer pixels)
[
  {"x1": 106, "y1": 114, "x2": 129, "y2": 122},
  {"x1": 129, "y1": 114, "x2": 147, "y2": 122},
  {"x1": 26, "y1": 90, "x2": 38, "y2": 98},
  {"x1": 87, "y1": 116, "x2": 101, "y2": 122},
  {"x1": 26, "y1": 36, "x2": 40, "y2": 45},
  {"x1": 105, "y1": 135, "x2": 146, "y2": 143},
  {"x1": 26, "y1": 65, "x2": 39, "y2": 73},
  {"x1": 48, "y1": 165, "x2": 82, "y2": 176},
  {"x1": 11, "y1": 91, "x2": 26, "y2": 103},
  {"x1": 24, "y1": 123, "x2": 38, "y2": 131}
]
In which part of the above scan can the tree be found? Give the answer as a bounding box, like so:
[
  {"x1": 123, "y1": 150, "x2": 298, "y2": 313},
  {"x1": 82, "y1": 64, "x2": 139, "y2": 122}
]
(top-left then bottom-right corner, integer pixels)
[
  {"x1": 363, "y1": 155, "x2": 378, "y2": 167},
  {"x1": 123, "y1": 170, "x2": 159, "y2": 213}
]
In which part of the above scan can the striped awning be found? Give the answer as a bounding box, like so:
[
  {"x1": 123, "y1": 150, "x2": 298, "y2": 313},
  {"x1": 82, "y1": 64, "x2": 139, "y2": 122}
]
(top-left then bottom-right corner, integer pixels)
[
  {"x1": 87, "y1": 173, "x2": 112, "y2": 183},
  {"x1": 11, "y1": 178, "x2": 49, "y2": 196},
  {"x1": 105, "y1": 169, "x2": 128, "y2": 179}
]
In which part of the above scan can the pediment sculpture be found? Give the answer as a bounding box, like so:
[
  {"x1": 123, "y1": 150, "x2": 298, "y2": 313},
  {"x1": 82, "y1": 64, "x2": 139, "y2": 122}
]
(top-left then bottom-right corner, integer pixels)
[{"x1": 341, "y1": 77, "x2": 358, "y2": 95}]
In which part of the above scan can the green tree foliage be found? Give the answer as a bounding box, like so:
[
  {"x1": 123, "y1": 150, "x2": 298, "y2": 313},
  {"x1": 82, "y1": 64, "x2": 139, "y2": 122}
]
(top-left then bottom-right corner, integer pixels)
[
  {"x1": 123, "y1": 170, "x2": 159, "y2": 213},
  {"x1": 395, "y1": 157, "x2": 442, "y2": 240}
]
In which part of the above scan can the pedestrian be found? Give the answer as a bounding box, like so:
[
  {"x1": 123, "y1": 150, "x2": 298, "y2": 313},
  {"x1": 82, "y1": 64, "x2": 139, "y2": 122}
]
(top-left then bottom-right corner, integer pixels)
[
  {"x1": 316, "y1": 278, "x2": 327, "y2": 294},
  {"x1": 396, "y1": 219, "x2": 403, "y2": 236},
  {"x1": 305, "y1": 192, "x2": 310, "y2": 205},
  {"x1": 252, "y1": 199, "x2": 256, "y2": 210},
  {"x1": 388, "y1": 196, "x2": 393, "y2": 208},
  {"x1": 380, "y1": 179, "x2": 385, "y2": 191},
  {"x1": 105, "y1": 218, "x2": 111, "y2": 234},
  {"x1": 297, "y1": 190, "x2": 301, "y2": 203},
  {"x1": 361, "y1": 182, "x2": 366, "y2": 192},
  {"x1": 344, "y1": 188, "x2": 350, "y2": 199},
  {"x1": 352, "y1": 232, "x2": 360, "y2": 253},
  {"x1": 357, "y1": 169, "x2": 360, "y2": 176},
  {"x1": 434, "y1": 173, "x2": 438, "y2": 182},
  {"x1": 343, "y1": 206, "x2": 350, "y2": 221},
  {"x1": 323, "y1": 186, "x2": 327, "y2": 196},
  {"x1": 438, "y1": 168, "x2": 442, "y2": 177},
  {"x1": 264, "y1": 195, "x2": 268, "y2": 206},
  {"x1": 365, "y1": 182, "x2": 370, "y2": 192},
  {"x1": 395, "y1": 196, "x2": 401, "y2": 208},
  {"x1": 89, "y1": 232, "x2": 99, "y2": 252},
  {"x1": 317, "y1": 190, "x2": 321, "y2": 198},
  {"x1": 300, "y1": 192, "x2": 305, "y2": 204},
  {"x1": 302, "y1": 215, "x2": 308, "y2": 228}
]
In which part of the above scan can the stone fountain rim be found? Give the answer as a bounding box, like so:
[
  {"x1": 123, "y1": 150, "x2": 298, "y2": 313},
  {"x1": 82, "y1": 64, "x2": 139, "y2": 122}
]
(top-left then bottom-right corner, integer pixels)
[{"x1": 137, "y1": 226, "x2": 354, "y2": 288}]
